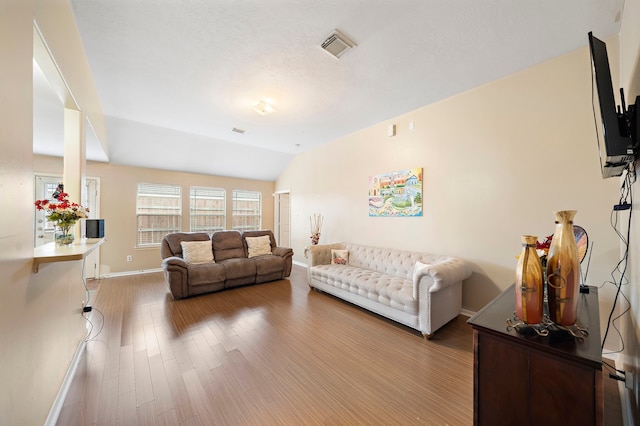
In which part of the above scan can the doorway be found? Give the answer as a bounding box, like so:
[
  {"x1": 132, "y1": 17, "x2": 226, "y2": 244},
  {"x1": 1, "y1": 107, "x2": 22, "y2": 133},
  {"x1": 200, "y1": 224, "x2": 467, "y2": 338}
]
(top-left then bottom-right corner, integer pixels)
[
  {"x1": 34, "y1": 174, "x2": 101, "y2": 278},
  {"x1": 274, "y1": 191, "x2": 290, "y2": 248}
]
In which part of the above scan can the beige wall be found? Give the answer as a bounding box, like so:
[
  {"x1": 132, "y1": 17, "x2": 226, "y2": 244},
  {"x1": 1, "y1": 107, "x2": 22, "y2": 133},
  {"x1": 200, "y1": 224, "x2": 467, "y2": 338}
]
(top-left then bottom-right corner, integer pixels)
[
  {"x1": 0, "y1": 1, "x2": 105, "y2": 424},
  {"x1": 34, "y1": 0, "x2": 107, "y2": 150},
  {"x1": 277, "y1": 42, "x2": 625, "y2": 338},
  {"x1": 33, "y1": 155, "x2": 275, "y2": 275},
  {"x1": 620, "y1": 0, "x2": 640, "y2": 420}
]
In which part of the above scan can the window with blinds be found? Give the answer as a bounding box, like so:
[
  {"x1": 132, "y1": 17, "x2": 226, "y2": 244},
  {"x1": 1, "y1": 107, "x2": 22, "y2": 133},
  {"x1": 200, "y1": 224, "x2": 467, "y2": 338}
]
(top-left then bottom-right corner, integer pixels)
[
  {"x1": 232, "y1": 190, "x2": 261, "y2": 231},
  {"x1": 136, "y1": 183, "x2": 181, "y2": 246},
  {"x1": 190, "y1": 186, "x2": 226, "y2": 233}
]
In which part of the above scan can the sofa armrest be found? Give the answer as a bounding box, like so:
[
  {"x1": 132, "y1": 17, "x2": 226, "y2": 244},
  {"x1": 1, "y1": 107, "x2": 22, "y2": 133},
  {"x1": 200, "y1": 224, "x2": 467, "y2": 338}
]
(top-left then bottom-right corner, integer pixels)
[
  {"x1": 306, "y1": 243, "x2": 343, "y2": 267},
  {"x1": 413, "y1": 257, "x2": 472, "y2": 297},
  {"x1": 162, "y1": 256, "x2": 189, "y2": 299},
  {"x1": 272, "y1": 246, "x2": 294, "y2": 277},
  {"x1": 163, "y1": 256, "x2": 188, "y2": 269},
  {"x1": 272, "y1": 246, "x2": 293, "y2": 259}
]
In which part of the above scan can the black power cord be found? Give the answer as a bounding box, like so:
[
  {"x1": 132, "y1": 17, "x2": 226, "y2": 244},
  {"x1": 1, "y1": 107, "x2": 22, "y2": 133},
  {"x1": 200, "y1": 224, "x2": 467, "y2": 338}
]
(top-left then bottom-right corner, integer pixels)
[
  {"x1": 601, "y1": 168, "x2": 634, "y2": 352},
  {"x1": 81, "y1": 257, "x2": 104, "y2": 341}
]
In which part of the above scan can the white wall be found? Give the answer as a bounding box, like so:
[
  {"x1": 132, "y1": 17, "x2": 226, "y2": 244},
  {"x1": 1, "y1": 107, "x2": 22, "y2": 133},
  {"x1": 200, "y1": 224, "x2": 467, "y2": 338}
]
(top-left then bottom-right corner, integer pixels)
[
  {"x1": 619, "y1": 0, "x2": 640, "y2": 420},
  {"x1": 0, "y1": 1, "x2": 106, "y2": 424},
  {"x1": 277, "y1": 41, "x2": 624, "y2": 337}
]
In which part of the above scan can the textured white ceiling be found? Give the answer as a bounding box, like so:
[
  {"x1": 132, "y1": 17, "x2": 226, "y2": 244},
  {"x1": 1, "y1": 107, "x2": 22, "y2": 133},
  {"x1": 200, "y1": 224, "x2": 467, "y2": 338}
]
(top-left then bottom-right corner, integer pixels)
[{"x1": 34, "y1": 0, "x2": 626, "y2": 180}]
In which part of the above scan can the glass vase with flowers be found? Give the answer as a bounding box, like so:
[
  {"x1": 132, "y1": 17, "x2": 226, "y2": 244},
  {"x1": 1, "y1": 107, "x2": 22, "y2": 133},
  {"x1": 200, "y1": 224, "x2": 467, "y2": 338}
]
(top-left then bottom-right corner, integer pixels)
[{"x1": 34, "y1": 192, "x2": 89, "y2": 245}]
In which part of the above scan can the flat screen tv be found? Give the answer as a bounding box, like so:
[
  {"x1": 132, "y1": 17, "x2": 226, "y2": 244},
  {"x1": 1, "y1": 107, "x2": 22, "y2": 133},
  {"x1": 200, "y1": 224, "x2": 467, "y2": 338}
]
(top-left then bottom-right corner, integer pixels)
[{"x1": 588, "y1": 32, "x2": 638, "y2": 178}]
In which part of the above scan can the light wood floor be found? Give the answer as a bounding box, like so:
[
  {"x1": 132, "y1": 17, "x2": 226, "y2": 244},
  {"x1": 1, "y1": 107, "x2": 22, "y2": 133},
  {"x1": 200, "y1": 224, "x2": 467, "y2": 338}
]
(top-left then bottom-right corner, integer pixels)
[{"x1": 57, "y1": 266, "x2": 622, "y2": 425}]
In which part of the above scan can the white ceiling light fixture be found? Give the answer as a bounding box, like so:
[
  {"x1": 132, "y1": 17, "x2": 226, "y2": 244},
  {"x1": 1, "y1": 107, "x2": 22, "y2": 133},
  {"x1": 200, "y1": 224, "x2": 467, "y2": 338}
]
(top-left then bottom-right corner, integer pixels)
[
  {"x1": 254, "y1": 99, "x2": 276, "y2": 115},
  {"x1": 319, "y1": 29, "x2": 356, "y2": 59}
]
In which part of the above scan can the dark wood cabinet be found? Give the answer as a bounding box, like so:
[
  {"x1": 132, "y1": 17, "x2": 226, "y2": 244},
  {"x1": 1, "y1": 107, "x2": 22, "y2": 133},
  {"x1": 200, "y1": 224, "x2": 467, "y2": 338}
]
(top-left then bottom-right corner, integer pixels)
[{"x1": 467, "y1": 285, "x2": 603, "y2": 426}]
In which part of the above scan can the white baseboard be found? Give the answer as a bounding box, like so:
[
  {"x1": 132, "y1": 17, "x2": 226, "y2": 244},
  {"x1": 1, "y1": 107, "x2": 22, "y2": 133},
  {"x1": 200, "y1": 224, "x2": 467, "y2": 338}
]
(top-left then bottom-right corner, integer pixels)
[
  {"x1": 612, "y1": 355, "x2": 636, "y2": 426},
  {"x1": 460, "y1": 309, "x2": 475, "y2": 318},
  {"x1": 99, "y1": 268, "x2": 162, "y2": 279},
  {"x1": 45, "y1": 338, "x2": 87, "y2": 426},
  {"x1": 46, "y1": 269, "x2": 162, "y2": 423},
  {"x1": 293, "y1": 260, "x2": 308, "y2": 268}
]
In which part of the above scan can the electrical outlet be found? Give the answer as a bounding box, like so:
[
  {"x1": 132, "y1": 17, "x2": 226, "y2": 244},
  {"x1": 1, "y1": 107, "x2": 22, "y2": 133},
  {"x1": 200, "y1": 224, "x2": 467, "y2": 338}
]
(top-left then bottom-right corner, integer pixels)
[
  {"x1": 626, "y1": 372, "x2": 635, "y2": 390},
  {"x1": 126, "y1": 255, "x2": 133, "y2": 262}
]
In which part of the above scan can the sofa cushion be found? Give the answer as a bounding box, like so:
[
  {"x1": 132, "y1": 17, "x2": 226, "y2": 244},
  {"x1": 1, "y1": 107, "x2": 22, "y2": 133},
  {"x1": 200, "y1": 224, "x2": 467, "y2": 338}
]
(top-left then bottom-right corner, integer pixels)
[
  {"x1": 331, "y1": 249, "x2": 349, "y2": 265},
  {"x1": 219, "y1": 258, "x2": 257, "y2": 280},
  {"x1": 311, "y1": 264, "x2": 417, "y2": 314},
  {"x1": 343, "y1": 243, "x2": 447, "y2": 279},
  {"x1": 242, "y1": 230, "x2": 277, "y2": 249},
  {"x1": 187, "y1": 262, "x2": 226, "y2": 286},
  {"x1": 212, "y1": 231, "x2": 245, "y2": 261},
  {"x1": 181, "y1": 241, "x2": 214, "y2": 264},
  {"x1": 164, "y1": 232, "x2": 210, "y2": 257},
  {"x1": 253, "y1": 255, "x2": 285, "y2": 276},
  {"x1": 246, "y1": 235, "x2": 272, "y2": 258}
]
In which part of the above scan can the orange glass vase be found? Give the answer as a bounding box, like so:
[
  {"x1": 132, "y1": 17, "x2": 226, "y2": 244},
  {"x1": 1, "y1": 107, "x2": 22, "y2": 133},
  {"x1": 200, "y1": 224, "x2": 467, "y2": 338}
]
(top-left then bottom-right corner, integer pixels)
[
  {"x1": 515, "y1": 235, "x2": 544, "y2": 324},
  {"x1": 546, "y1": 210, "x2": 580, "y2": 326}
]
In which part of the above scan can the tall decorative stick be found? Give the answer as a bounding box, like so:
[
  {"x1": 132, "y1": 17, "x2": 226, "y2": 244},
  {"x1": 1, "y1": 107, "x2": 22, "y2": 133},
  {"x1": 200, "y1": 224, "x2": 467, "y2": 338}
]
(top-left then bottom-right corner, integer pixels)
[{"x1": 310, "y1": 213, "x2": 323, "y2": 245}]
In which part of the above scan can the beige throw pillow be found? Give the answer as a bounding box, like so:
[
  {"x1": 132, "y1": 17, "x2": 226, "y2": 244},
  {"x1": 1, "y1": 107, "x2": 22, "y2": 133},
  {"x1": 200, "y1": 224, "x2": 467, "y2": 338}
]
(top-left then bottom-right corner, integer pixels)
[
  {"x1": 246, "y1": 235, "x2": 272, "y2": 258},
  {"x1": 181, "y1": 240, "x2": 214, "y2": 264},
  {"x1": 331, "y1": 249, "x2": 349, "y2": 265}
]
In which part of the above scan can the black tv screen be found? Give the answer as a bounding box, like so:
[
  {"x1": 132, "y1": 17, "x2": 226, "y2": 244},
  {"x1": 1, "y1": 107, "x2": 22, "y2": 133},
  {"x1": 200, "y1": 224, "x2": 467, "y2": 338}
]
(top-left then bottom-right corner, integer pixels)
[{"x1": 588, "y1": 32, "x2": 635, "y2": 178}]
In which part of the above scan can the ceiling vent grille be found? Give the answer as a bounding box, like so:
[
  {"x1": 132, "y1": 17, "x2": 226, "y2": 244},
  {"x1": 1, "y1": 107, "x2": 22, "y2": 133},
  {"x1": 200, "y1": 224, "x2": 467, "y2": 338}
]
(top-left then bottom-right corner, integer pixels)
[{"x1": 319, "y1": 30, "x2": 355, "y2": 59}]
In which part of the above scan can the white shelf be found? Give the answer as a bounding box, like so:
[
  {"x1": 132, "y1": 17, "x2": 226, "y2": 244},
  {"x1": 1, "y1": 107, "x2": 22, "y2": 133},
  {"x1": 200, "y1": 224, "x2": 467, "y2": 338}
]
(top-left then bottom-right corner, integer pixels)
[{"x1": 33, "y1": 238, "x2": 105, "y2": 273}]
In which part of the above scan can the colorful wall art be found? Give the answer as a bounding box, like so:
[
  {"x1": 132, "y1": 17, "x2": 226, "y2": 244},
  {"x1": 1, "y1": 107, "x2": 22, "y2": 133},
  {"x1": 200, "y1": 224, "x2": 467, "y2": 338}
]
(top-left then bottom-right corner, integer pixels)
[{"x1": 368, "y1": 167, "x2": 423, "y2": 217}]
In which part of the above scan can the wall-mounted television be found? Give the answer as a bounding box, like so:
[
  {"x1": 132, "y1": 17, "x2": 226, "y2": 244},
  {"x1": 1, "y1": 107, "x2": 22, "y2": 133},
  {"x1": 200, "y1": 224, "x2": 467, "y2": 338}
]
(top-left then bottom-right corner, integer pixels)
[{"x1": 588, "y1": 32, "x2": 639, "y2": 179}]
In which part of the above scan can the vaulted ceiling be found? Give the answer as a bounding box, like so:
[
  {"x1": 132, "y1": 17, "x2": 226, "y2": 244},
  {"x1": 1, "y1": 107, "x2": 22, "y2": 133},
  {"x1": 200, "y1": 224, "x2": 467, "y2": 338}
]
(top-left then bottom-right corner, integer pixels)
[{"x1": 33, "y1": 0, "x2": 626, "y2": 181}]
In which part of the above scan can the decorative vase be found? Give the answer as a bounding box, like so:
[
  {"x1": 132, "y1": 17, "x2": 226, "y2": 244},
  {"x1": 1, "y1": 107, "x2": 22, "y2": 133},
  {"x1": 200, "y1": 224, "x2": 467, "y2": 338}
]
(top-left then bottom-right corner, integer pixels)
[
  {"x1": 546, "y1": 210, "x2": 580, "y2": 326},
  {"x1": 515, "y1": 235, "x2": 544, "y2": 324},
  {"x1": 55, "y1": 224, "x2": 75, "y2": 246},
  {"x1": 310, "y1": 233, "x2": 320, "y2": 245}
]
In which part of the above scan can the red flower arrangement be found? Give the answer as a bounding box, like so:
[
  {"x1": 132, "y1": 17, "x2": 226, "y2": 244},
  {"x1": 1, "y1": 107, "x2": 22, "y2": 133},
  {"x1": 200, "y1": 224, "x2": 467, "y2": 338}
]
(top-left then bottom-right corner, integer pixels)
[
  {"x1": 34, "y1": 192, "x2": 89, "y2": 227},
  {"x1": 536, "y1": 235, "x2": 553, "y2": 266},
  {"x1": 34, "y1": 192, "x2": 89, "y2": 244}
]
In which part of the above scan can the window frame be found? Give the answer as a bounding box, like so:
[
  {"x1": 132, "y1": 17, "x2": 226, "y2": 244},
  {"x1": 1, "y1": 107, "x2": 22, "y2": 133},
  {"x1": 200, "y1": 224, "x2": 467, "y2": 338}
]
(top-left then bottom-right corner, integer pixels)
[
  {"x1": 136, "y1": 183, "x2": 182, "y2": 247},
  {"x1": 189, "y1": 186, "x2": 226, "y2": 233},
  {"x1": 231, "y1": 189, "x2": 262, "y2": 232}
]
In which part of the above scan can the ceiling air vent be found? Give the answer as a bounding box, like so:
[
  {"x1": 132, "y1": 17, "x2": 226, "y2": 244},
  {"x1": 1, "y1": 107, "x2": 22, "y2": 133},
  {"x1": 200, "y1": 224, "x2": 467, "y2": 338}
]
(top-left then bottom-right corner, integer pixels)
[
  {"x1": 319, "y1": 30, "x2": 355, "y2": 59},
  {"x1": 232, "y1": 127, "x2": 245, "y2": 134}
]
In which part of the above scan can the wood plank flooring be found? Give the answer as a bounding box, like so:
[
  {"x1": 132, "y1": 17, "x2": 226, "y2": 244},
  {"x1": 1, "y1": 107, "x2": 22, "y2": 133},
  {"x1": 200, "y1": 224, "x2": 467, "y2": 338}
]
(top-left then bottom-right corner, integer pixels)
[{"x1": 57, "y1": 266, "x2": 622, "y2": 425}]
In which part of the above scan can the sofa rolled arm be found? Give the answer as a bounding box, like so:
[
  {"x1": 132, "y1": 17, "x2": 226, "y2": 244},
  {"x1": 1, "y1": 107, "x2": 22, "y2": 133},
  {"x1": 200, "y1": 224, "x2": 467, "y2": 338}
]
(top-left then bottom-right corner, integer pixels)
[
  {"x1": 162, "y1": 256, "x2": 189, "y2": 299},
  {"x1": 413, "y1": 257, "x2": 472, "y2": 296},
  {"x1": 306, "y1": 243, "x2": 343, "y2": 267}
]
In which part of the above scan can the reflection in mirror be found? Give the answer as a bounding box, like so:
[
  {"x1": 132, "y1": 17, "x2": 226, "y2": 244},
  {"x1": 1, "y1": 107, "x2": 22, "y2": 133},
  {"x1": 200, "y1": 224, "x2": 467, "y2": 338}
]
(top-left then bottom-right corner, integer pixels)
[
  {"x1": 32, "y1": 22, "x2": 108, "y2": 163},
  {"x1": 33, "y1": 59, "x2": 108, "y2": 162},
  {"x1": 33, "y1": 59, "x2": 64, "y2": 158},
  {"x1": 85, "y1": 115, "x2": 108, "y2": 162}
]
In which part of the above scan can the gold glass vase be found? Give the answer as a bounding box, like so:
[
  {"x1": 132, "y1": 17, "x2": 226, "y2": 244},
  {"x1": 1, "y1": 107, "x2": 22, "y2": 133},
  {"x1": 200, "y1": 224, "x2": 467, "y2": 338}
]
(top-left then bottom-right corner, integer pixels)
[
  {"x1": 515, "y1": 235, "x2": 544, "y2": 324},
  {"x1": 546, "y1": 210, "x2": 580, "y2": 326}
]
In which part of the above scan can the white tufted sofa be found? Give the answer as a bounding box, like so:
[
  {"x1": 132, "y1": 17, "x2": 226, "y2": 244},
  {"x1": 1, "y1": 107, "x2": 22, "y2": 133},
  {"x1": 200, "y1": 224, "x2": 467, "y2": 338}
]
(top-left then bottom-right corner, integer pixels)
[{"x1": 306, "y1": 243, "x2": 472, "y2": 338}]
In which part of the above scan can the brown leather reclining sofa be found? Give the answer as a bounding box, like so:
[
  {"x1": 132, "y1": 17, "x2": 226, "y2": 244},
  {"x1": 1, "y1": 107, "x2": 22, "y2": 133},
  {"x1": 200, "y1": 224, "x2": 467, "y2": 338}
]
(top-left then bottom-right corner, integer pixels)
[{"x1": 161, "y1": 230, "x2": 293, "y2": 299}]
